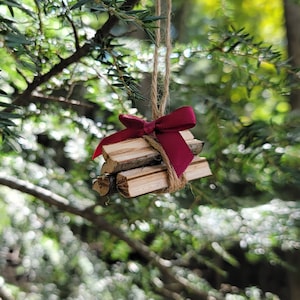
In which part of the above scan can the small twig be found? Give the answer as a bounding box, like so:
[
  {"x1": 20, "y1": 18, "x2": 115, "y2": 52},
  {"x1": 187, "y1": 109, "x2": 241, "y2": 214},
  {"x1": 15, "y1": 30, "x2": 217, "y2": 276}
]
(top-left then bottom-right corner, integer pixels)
[
  {"x1": 33, "y1": 0, "x2": 44, "y2": 72},
  {"x1": 91, "y1": 66, "x2": 128, "y2": 113},
  {"x1": 31, "y1": 92, "x2": 94, "y2": 108},
  {"x1": 153, "y1": 278, "x2": 184, "y2": 300},
  {"x1": 62, "y1": 2, "x2": 80, "y2": 50}
]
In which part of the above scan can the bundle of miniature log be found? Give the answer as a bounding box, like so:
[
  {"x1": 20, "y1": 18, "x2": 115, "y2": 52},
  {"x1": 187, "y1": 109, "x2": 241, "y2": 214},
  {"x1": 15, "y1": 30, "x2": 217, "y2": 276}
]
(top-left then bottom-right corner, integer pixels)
[{"x1": 92, "y1": 130, "x2": 212, "y2": 198}]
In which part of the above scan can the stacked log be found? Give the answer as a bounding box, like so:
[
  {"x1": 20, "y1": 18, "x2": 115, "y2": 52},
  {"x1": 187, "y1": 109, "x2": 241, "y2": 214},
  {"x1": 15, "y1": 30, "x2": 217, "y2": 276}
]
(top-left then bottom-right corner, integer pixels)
[{"x1": 92, "y1": 130, "x2": 211, "y2": 198}]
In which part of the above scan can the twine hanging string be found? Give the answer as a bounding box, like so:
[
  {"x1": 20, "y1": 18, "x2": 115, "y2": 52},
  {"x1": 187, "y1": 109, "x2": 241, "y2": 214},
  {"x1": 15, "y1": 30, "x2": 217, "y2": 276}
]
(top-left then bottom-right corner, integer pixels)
[
  {"x1": 148, "y1": 0, "x2": 187, "y2": 192},
  {"x1": 150, "y1": 0, "x2": 161, "y2": 120},
  {"x1": 160, "y1": 0, "x2": 172, "y2": 117},
  {"x1": 151, "y1": 0, "x2": 172, "y2": 119},
  {"x1": 143, "y1": 135, "x2": 187, "y2": 193}
]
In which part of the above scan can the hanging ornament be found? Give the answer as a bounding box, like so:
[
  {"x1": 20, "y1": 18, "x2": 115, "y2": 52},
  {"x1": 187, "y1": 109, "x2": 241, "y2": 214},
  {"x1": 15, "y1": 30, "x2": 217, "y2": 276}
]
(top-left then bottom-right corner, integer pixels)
[{"x1": 92, "y1": 0, "x2": 212, "y2": 198}]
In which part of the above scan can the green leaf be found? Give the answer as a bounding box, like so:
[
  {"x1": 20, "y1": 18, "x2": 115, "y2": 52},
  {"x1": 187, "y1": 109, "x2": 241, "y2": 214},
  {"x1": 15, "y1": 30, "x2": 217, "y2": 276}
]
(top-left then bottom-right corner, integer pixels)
[
  {"x1": 0, "y1": 118, "x2": 16, "y2": 126},
  {"x1": 5, "y1": 32, "x2": 32, "y2": 46},
  {"x1": 0, "y1": 111, "x2": 20, "y2": 119},
  {"x1": 18, "y1": 59, "x2": 37, "y2": 72},
  {"x1": 0, "y1": 0, "x2": 35, "y2": 17},
  {"x1": 0, "y1": 90, "x2": 8, "y2": 96},
  {"x1": 70, "y1": 0, "x2": 91, "y2": 10},
  {"x1": 0, "y1": 101, "x2": 18, "y2": 109}
]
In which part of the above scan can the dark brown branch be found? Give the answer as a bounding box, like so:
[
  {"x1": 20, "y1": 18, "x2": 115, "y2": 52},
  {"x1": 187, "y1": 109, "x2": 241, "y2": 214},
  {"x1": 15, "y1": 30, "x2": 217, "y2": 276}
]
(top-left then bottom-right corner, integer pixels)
[
  {"x1": 31, "y1": 93, "x2": 94, "y2": 108},
  {"x1": 0, "y1": 174, "x2": 214, "y2": 300},
  {"x1": 155, "y1": 283, "x2": 184, "y2": 300},
  {"x1": 63, "y1": 1, "x2": 80, "y2": 51},
  {"x1": 66, "y1": 14, "x2": 80, "y2": 50},
  {"x1": 9, "y1": 0, "x2": 140, "y2": 110},
  {"x1": 284, "y1": 0, "x2": 300, "y2": 110}
]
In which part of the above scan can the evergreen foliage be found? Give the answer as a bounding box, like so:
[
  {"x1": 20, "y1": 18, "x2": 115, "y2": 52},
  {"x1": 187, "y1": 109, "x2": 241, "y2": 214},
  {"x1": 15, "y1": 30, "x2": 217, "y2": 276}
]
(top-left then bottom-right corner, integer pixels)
[{"x1": 0, "y1": 0, "x2": 299, "y2": 299}]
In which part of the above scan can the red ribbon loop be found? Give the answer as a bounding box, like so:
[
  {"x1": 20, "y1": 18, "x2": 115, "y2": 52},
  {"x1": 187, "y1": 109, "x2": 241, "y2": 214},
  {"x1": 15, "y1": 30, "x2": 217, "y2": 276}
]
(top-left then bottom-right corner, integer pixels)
[{"x1": 92, "y1": 106, "x2": 197, "y2": 177}]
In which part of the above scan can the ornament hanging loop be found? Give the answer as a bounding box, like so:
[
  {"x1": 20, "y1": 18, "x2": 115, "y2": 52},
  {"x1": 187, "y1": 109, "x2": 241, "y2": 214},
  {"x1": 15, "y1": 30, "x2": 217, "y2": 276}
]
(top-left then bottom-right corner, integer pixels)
[
  {"x1": 151, "y1": 0, "x2": 172, "y2": 120},
  {"x1": 149, "y1": 0, "x2": 188, "y2": 190}
]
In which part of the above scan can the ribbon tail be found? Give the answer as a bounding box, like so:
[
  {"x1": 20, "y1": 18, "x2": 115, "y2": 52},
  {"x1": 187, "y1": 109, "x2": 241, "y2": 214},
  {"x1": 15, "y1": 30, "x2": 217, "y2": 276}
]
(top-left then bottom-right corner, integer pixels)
[
  {"x1": 157, "y1": 132, "x2": 194, "y2": 177},
  {"x1": 92, "y1": 142, "x2": 104, "y2": 160},
  {"x1": 92, "y1": 128, "x2": 138, "y2": 159}
]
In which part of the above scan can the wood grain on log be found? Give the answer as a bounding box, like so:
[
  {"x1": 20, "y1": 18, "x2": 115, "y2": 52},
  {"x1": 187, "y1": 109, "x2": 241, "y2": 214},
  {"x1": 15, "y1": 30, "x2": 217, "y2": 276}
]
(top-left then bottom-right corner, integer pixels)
[
  {"x1": 101, "y1": 130, "x2": 204, "y2": 174},
  {"x1": 116, "y1": 157, "x2": 211, "y2": 198}
]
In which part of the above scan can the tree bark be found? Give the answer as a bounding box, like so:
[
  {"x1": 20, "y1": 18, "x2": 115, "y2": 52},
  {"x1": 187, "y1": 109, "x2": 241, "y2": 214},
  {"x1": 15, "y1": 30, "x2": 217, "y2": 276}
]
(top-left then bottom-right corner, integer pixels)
[
  {"x1": 286, "y1": 250, "x2": 300, "y2": 300},
  {"x1": 283, "y1": 3, "x2": 300, "y2": 299},
  {"x1": 284, "y1": 0, "x2": 300, "y2": 110}
]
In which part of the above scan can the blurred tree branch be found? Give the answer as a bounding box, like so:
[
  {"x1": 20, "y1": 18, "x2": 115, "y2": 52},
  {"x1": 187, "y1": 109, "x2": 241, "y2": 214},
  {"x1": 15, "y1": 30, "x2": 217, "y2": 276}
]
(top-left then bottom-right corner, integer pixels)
[
  {"x1": 0, "y1": 287, "x2": 14, "y2": 300},
  {"x1": 0, "y1": 174, "x2": 215, "y2": 300},
  {"x1": 284, "y1": 0, "x2": 300, "y2": 110},
  {"x1": 30, "y1": 93, "x2": 94, "y2": 108}
]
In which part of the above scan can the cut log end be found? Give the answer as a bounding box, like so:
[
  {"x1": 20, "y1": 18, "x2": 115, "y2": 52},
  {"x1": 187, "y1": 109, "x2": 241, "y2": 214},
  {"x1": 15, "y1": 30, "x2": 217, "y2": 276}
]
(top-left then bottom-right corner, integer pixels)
[
  {"x1": 101, "y1": 131, "x2": 205, "y2": 174},
  {"x1": 92, "y1": 175, "x2": 116, "y2": 196}
]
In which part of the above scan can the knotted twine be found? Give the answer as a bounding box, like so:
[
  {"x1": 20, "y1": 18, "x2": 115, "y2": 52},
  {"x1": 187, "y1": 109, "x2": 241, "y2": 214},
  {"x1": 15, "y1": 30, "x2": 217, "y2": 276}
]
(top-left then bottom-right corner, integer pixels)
[{"x1": 144, "y1": 0, "x2": 187, "y2": 193}]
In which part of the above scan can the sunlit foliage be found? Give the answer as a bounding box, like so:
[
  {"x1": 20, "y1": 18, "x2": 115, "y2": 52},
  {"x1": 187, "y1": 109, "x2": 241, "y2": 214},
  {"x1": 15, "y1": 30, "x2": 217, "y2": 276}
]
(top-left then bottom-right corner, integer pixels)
[{"x1": 0, "y1": 0, "x2": 299, "y2": 299}]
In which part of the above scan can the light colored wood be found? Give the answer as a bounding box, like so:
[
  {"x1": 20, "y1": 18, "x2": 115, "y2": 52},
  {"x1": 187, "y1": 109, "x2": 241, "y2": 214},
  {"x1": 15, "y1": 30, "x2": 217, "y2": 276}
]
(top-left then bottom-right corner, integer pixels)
[
  {"x1": 179, "y1": 130, "x2": 194, "y2": 140},
  {"x1": 102, "y1": 138, "x2": 150, "y2": 161},
  {"x1": 101, "y1": 130, "x2": 204, "y2": 174},
  {"x1": 101, "y1": 139, "x2": 203, "y2": 174},
  {"x1": 116, "y1": 157, "x2": 212, "y2": 198},
  {"x1": 102, "y1": 130, "x2": 194, "y2": 159}
]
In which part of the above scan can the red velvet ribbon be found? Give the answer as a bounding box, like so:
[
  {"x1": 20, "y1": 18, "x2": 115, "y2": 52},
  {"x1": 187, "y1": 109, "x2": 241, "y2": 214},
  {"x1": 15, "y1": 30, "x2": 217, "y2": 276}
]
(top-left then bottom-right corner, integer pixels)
[{"x1": 92, "y1": 106, "x2": 196, "y2": 177}]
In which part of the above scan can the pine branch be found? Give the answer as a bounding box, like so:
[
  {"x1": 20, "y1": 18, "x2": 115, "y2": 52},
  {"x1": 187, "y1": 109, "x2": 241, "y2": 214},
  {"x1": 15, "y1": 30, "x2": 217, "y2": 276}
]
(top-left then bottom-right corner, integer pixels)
[
  {"x1": 7, "y1": 0, "x2": 140, "y2": 111},
  {"x1": 0, "y1": 174, "x2": 215, "y2": 300}
]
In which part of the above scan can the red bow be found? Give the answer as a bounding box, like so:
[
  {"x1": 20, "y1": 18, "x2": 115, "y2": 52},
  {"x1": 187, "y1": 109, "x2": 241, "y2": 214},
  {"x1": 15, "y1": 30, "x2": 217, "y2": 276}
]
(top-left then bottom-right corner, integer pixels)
[{"x1": 92, "y1": 106, "x2": 196, "y2": 177}]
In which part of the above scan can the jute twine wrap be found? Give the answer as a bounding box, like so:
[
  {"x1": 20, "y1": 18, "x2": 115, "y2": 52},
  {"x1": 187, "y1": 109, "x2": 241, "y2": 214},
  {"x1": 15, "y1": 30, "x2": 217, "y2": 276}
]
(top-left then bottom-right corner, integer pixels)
[{"x1": 146, "y1": 0, "x2": 187, "y2": 193}]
